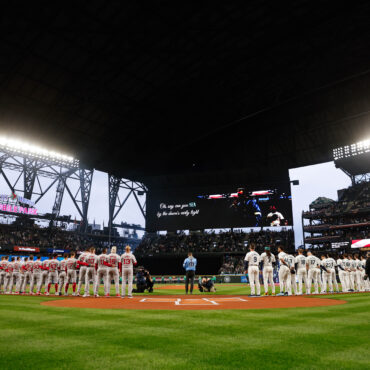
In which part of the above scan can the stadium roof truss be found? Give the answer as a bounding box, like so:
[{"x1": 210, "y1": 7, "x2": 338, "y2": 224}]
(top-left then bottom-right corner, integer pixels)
[{"x1": 0, "y1": 145, "x2": 146, "y2": 232}]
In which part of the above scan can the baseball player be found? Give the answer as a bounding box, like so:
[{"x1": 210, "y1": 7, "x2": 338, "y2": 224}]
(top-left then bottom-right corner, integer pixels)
[
  {"x1": 22, "y1": 256, "x2": 34, "y2": 294},
  {"x1": 107, "y1": 246, "x2": 121, "y2": 297},
  {"x1": 320, "y1": 255, "x2": 332, "y2": 293},
  {"x1": 326, "y1": 254, "x2": 339, "y2": 293},
  {"x1": 260, "y1": 247, "x2": 276, "y2": 295},
  {"x1": 348, "y1": 255, "x2": 357, "y2": 291},
  {"x1": 337, "y1": 255, "x2": 348, "y2": 292},
  {"x1": 94, "y1": 248, "x2": 110, "y2": 297},
  {"x1": 30, "y1": 256, "x2": 43, "y2": 295},
  {"x1": 0, "y1": 256, "x2": 9, "y2": 294},
  {"x1": 65, "y1": 252, "x2": 78, "y2": 296},
  {"x1": 295, "y1": 249, "x2": 307, "y2": 295},
  {"x1": 343, "y1": 254, "x2": 353, "y2": 292},
  {"x1": 11, "y1": 257, "x2": 23, "y2": 294},
  {"x1": 121, "y1": 245, "x2": 137, "y2": 298},
  {"x1": 286, "y1": 253, "x2": 297, "y2": 295},
  {"x1": 354, "y1": 254, "x2": 364, "y2": 292},
  {"x1": 57, "y1": 254, "x2": 68, "y2": 296},
  {"x1": 277, "y1": 246, "x2": 291, "y2": 296},
  {"x1": 4, "y1": 257, "x2": 14, "y2": 294},
  {"x1": 306, "y1": 251, "x2": 320, "y2": 294},
  {"x1": 84, "y1": 247, "x2": 98, "y2": 297},
  {"x1": 244, "y1": 244, "x2": 261, "y2": 296},
  {"x1": 77, "y1": 249, "x2": 89, "y2": 296},
  {"x1": 40, "y1": 258, "x2": 50, "y2": 294},
  {"x1": 46, "y1": 254, "x2": 60, "y2": 295}
]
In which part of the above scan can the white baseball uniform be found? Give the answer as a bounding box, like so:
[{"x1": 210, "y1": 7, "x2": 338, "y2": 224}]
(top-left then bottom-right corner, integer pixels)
[
  {"x1": 260, "y1": 252, "x2": 275, "y2": 294},
  {"x1": 95, "y1": 254, "x2": 109, "y2": 296},
  {"x1": 85, "y1": 253, "x2": 98, "y2": 296},
  {"x1": 286, "y1": 254, "x2": 297, "y2": 295},
  {"x1": 4, "y1": 261, "x2": 14, "y2": 293},
  {"x1": 40, "y1": 259, "x2": 50, "y2": 293},
  {"x1": 22, "y1": 259, "x2": 34, "y2": 293},
  {"x1": 47, "y1": 259, "x2": 60, "y2": 294},
  {"x1": 337, "y1": 258, "x2": 348, "y2": 292},
  {"x1": 107, "y1": 253, "x2": 121, "y2": 295},
  {"x1": 57, "y1": 259, "x2": 67, "y2": 295},
  {"x1": 343, "y1": 258, "x2": 353, "y2": 290},
  {"x1": 244, "y1": 251, "x2": 261, "y2": 295},
  {"x1": 77, "y1": 252, "x2": 89, "y2": 295},
  {"x1": 31, "y1": 260, "x2": 43, "y2": 294},
  {"x1": 326, "y1": 257, "x2": 339, "y2": 292},
  {"x1": 295, "y1": 254, "x2": 308, "y2": 294},
  {"x1": 278, "y1": 252, "x2": 291, "y2": 295},
  {"x1": 66, "y1": 257, "x2": 78, "y2": 295},
  {"x1": 0, "y1": 259, "x2": 8, "y2": 292},
  {"x1": 306, "y1": 255, "x2": 320, "y2": 294},
  {"x1": 121, "y1": 252, "x2": 137, "y2": 297}
]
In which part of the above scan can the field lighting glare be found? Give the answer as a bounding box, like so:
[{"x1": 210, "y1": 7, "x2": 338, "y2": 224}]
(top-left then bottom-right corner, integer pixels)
[
  {"x1": 0, "y1": 136, "x2": 77, "y2": 164},
  {"x1": 333, "y1": 139, "x2": 370, "y2": 160}
]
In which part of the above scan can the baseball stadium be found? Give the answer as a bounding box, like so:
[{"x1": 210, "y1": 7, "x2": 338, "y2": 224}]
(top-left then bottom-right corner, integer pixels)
[{"x1": 0, "y1": 3, "x2": 370, "y2": 370}]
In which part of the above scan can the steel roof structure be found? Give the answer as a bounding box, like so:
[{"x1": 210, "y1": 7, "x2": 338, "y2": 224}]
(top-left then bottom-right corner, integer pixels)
[{"x1": 1, "y1": 2, "x2": 370, "y2": 190}]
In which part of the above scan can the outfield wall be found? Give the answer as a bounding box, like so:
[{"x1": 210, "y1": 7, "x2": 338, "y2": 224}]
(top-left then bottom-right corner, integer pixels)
[{"x1": 136, "y1": 254, "x2": 227, "y2": 275}]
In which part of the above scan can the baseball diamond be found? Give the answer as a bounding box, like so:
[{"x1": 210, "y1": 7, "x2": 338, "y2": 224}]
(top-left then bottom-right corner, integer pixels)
[{"x1": 1, "y1": 3, "x2": 370, "y2": 370}]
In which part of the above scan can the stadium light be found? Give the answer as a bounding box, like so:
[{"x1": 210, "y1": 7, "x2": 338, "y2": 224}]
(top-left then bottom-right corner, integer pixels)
[
  {"x1": 333, "y1": 139, "x2": 370, "y2": 160},
  {"x1": 0, "y1": 136, "x2": 78, "y2": 166}
]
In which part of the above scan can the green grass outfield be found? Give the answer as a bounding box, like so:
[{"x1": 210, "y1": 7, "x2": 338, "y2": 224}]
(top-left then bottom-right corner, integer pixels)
[{"x1": 0, "y1": 285, "x2": 369, "y2": 370}]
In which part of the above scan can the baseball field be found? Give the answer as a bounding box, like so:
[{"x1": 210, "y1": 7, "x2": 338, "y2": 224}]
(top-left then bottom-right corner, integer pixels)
[{"x1": 0, "y1": 285, "x2": 369, "y2": 369}]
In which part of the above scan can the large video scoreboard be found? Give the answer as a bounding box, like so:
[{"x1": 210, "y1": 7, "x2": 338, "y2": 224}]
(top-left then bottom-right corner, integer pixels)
[{"x1": 146, "y1": 185, "x2": 293, "y2": 231}]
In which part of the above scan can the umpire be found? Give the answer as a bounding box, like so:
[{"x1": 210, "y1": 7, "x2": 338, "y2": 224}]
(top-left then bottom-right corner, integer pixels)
[{"x1": 183, "y1": 252, "x2": 197, "y2": 294}]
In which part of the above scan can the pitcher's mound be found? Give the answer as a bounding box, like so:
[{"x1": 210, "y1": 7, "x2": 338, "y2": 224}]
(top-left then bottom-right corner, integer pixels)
[{"x1": 42, "y1": 295, "x2": 346, "y2": 310}]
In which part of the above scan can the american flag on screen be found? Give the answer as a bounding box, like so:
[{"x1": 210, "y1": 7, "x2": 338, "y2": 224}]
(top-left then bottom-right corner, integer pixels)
[{"x1": 351, "y1": 239, "x2": 370, "y2": 248}]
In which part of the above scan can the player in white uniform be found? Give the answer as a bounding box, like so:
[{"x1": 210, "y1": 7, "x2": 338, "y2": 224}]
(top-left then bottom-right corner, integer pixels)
[
  {"x1": 22, "y1": 256, "x2": 34, "y2": 294},
  {"x1": 353, "y1": 255, "x2": 364, "y2": 292},
  {"x1": 244, "y1": 244, "x2": 261, "y2": 297},
  {"x1": 107, "y1": 246, "x2": 121, "y2": 297},
  {"x1": 348, "y1": 255, "x2": 357, "y2": 291},
  {"x1": 320, "y1": 255, "x2": 333, "y2": 293},
  {"x1": 39, "y1": 258, "x2": 50, "y2": 294},
  {"x1": 295, "y1": 249, "x2": 307, "y2": 295},
  {"x1": 326, "y1": 254, "x2": 339, "y2": 293},
  {"x1": 94, "y1": 248, "x2": 110, "y2": 297},
  {"x1": 343, "y1": 254, "x2": 354, "y2": 292},
  {"x1": 286, "y1": 253, "x2": 297, "y2": 295},
  {"x1": 4, "y1": 258, "x2": 15, "y2": 294},
  {"x1": 277, "y1": 246, "x2": 291, "y2": 296},
  {"x1": 57, "y1": 254, "x2": 68, "y2": 296},
  {"x1": 11, "y1": 257, "x2": 23, "y2": 294},
  {"x1": 337, "y1": 255, "x2": 348, "y2": 292},
  {"x1": 260, "y1": 247, "x2": 276, "y2": 295},
  {"x1": 65, "y1": 252, "x2": 78, "y2": 296},
  {"x1": 0, "y1": 256, "x2": 8, "y2": 294},
  {"x1": 121, "y1": 245, "x2": 137, "y2": 298},
  {"x1": 77, "y1": 249, "x2": 89, "y2": 296},
  {"x1": 84, "y1": 247, "x2": 98, "y2": 297},
  {"x1": 46, "y1": 254, "x2": 60, "y2": 295},
  {"x1": 306, "y1": 251, "x2": 320, "y2": 294},
  {"x1": 31, "y1": 256, "x2": 43, "y2": 295}
]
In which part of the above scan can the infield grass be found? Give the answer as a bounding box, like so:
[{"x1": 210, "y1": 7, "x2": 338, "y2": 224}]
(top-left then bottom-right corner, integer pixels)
[{"x1": 0, "y1": 285, "x2": 369, "y2": 369}]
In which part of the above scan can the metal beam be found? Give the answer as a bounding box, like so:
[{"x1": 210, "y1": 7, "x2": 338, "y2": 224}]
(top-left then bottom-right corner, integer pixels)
[
  {"x1": 23, "y1": 157, "x2": 38, "y2": 200},
  {"x1": 79, "y1": 169, "x2": 94, "y2": 232},
  {"x1": 108, "y1": 174, "x2": 121, "y2": 227}
]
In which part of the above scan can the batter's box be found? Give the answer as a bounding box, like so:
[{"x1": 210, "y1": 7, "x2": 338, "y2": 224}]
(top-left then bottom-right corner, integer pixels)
[
  {"x1": 175, "y1": 299, "x2": 219, "y2": 306},
  {"x1": 140, "y1": 298, "x2": 178, "y2": 303},
  {"x1": 212, "y1": 297, "x2": 248, "y2": 302}
]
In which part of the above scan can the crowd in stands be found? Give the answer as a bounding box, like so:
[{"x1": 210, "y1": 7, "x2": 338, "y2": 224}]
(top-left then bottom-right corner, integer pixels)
[
  {"x1": 304, "y1": 181, "x2": 370, "y2": 245},
  {"x1": 218, "y1": 255, "x2": 244, "y2": 275},
  {"x1": 135, "y1": 229, "x2": 295, "y2": 255},
  {"x1": 0, "y1": 223, "x2": 138, "y2": 253}
]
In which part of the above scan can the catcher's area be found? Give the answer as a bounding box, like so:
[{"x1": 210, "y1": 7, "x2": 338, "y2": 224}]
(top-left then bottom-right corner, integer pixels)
[{"x1": 42, "y1": 295, "x2": 346, "y2": 310}]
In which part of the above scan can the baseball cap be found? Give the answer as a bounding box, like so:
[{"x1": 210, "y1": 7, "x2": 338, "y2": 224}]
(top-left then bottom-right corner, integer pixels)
[{"x1": 265, "y1": 246, "x2": 270, "y2": 251}]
